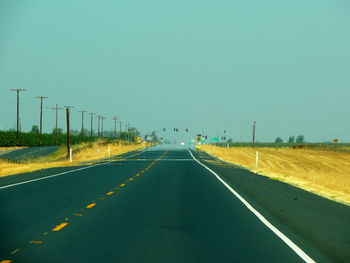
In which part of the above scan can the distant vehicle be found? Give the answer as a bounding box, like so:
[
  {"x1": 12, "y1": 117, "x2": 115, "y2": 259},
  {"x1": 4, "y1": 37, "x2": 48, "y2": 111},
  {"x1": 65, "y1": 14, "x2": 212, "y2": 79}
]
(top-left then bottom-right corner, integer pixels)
[{"x1": 180, "y1": 142, "x2": 185, "y2": 145}]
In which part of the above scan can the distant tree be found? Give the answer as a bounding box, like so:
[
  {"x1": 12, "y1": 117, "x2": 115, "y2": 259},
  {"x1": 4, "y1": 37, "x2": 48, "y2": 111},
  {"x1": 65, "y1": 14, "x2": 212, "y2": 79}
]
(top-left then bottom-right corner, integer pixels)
[
  {"x1": 52, "y1": 128, "x2": 63, "y2": 134},
  {"x1": 275, "y1": 137, "x2": 283, "y2": 143},
  {"x1": 227, "y1": 138, "x2": 233, "y2": 143},
  {"x1": 296, "y1": 135, "x2": 305, "y2": 143},
  {"x1": 30, "y1": 125, "x2": 39, "y2": 134},
  {"x1": 288, "y1": 136, "x2": 295, "y2": 143}
]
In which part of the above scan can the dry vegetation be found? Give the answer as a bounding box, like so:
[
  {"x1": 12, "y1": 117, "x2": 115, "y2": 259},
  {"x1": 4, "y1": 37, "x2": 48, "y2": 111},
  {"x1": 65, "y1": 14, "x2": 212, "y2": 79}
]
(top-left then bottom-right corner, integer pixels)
[
  {"x1": 0, "y1": 141, "x2": 148, "y2": 177},
  {"x1": 198, "y1": 145, "x2": 350, "y2": 205}
]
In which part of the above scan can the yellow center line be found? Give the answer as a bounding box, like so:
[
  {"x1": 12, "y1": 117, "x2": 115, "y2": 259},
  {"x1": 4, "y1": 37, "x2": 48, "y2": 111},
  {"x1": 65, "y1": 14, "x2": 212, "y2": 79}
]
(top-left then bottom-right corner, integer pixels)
[
  {"x1": 11, "y1": 249, "x2": 20, "y2": 255},
  {"x1": 86, "y1": 203, "x2": 96, "y2": 208},
  {"x1": 129, "y1": 178, "x2": 134, "y2": 181},
  {"x1": 74, "y1": 213, "x2": 83, "y2": 216},
  {"x1": 52, "y1": 222, "x2": 68, "y2": 231},
  {"x1": 120, "y1": 184, "x2": 126, "y2": 187},
  {"x1": 106, "y1": 191, "x2": 114, "y2": 195},
  {"x1": 30, "y1": 241, "x2": 42, "y2": 244},
  {"x1": 1, "y1": 260, "x2": 12, "y2": 263}
]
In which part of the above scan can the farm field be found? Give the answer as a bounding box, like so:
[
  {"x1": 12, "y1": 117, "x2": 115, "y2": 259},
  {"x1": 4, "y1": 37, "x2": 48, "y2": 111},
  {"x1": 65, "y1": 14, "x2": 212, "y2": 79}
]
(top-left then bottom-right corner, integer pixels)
[{"x1": 197, "y1": 145, "x2": 350, "y2": 205}]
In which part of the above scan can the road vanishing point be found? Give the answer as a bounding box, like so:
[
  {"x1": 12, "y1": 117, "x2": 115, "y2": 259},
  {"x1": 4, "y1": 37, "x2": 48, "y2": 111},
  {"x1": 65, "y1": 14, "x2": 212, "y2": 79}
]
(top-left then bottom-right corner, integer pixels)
[{"x1": 1, "y1": 145, "x2": 349, "y2": 263}]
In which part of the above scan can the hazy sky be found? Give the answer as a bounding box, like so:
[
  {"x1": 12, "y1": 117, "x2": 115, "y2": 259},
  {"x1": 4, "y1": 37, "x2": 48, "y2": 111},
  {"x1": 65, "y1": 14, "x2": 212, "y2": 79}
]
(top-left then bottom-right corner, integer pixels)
[{"x1": 1, "y1": 0, "x2": 349, "y2": 142}]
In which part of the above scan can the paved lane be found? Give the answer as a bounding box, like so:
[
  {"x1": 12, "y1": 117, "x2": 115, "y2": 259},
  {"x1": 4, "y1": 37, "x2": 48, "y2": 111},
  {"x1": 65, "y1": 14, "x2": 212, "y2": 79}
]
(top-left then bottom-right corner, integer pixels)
[{"x1": 0, "y1": 145, "x2": 322, "y2": 262}]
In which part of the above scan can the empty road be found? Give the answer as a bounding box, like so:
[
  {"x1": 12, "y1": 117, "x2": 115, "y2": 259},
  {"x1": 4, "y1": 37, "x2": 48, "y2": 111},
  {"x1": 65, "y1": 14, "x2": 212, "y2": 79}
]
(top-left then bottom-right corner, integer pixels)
[{"x1": 1, "y1": 145, "x2": 349, "y2": 263}]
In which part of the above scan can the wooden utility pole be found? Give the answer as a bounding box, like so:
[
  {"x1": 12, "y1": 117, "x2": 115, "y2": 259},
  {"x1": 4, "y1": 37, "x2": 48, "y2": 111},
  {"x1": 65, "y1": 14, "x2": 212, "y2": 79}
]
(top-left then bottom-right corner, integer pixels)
[
  {"x1": 119, "y1": 120, "x2": 122, "y2": 138},
  {"x1": 35, "y1": 96, "x2": 48, "y2": 146},
  {"x1": 11, "y1": 89, "x2": 26, "y2": 146},
  {"x1": 48, "y1": 104, "x2": 62, "y2": 145},
  {"x1": 64, "y1": 106, "x2": 74, "y2": 158},
  {"x1": 78, "y1": 110, "x2": 87, "y2": 139},
  {"x1": 101, "y1": 116, "x2": 106, "y2": 137},
  {"x1": 112, "y1": 116, "x2": 118, "y2": 138},
  {"x1": 88, "y1": 113, "x2": 95, "y2": 140},
  {"x1": 253, "y1": 121, "x2": 256, "y2": 146},
  {"x1": 97, "y1": 115, "x2": 101, "y2": 137}
]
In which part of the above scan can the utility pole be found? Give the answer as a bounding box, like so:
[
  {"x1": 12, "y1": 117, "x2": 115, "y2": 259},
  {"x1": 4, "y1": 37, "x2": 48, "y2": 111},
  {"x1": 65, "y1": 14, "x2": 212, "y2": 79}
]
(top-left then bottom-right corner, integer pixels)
[
  {"x1": 101, "y1": 116, "x2": 106, "y2": 137},
  {"x1": 48, "y1": 104, "x2": 62, "y2": 145},
  {"x1": 78, "y1": 110, "x2": 87, "y2": 139},
  {"x1": 35, "y1": 96, "x2": 48, "y2": 146},
  {"x1": 97, "y1": 115, "x2": 101, "y2": 137},
  {"x1": 112, "y1": 116, "x2": 117, "y2": 138},
  {"x1": 253, "y1": 121, "x2": 256, "y2": 146},
  {"x1": 64, "y1": 106, "x2": 74, "y2": 158},
  {"x1": 119, "y1": 120, "x2": 122, "y2": 138},
  {"x1": 11, "y1": 89, "x2": 26, "y2": 146},
  {"x1": 88, "y1": 113, "x2": 95, "y2": 140},
  {"x1": 224, "y1": 128, "x2": 227, "y2": 147}
]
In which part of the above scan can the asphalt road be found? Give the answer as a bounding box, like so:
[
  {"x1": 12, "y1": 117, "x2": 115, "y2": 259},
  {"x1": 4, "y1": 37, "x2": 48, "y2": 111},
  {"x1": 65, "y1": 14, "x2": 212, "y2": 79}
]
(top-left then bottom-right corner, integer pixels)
[
  {"x1": 0, "y1": 146, "x2": 59, "y2": 162},
  {"x1": 0, "y1": 145, "x2": 349, "y2": 262}
]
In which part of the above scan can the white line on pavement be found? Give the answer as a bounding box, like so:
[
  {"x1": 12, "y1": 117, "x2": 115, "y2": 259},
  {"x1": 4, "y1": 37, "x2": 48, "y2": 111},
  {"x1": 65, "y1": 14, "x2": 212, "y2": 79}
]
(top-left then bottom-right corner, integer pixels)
[{"x1": 187, "y1": 148, "x2": 315, "y2": 263}]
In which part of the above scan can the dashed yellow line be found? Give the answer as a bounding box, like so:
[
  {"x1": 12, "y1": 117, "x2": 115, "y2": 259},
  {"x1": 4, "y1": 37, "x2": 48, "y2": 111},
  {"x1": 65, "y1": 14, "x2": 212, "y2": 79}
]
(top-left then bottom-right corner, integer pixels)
[
  {"x1": 74, "y1": 213, "x2": 83, "y2": 216},
  {"x1": 86, "y1": 203, "x2": 96, "y2": 209},
  {"x1": 52, "y1": 222, "x2": 68, "y2": 231},
  {"x1": 129, "y1": 178, "x2": 134, "y2": 181},
  {"x1": 30, "y1": 241, "x2": 42, "y2": 244},
  {"x1": 106, "y1": 191, "x2": 114, "y2": 195},
  {"x1": 120, "y1": 184, "x2": 126, "y2": 187},
  {"x1": 1, "y1": 260, "x2": 12, "y2": 263},
  {"x1": 11, "y1": 249, "x2": 20, "y2": 255}
]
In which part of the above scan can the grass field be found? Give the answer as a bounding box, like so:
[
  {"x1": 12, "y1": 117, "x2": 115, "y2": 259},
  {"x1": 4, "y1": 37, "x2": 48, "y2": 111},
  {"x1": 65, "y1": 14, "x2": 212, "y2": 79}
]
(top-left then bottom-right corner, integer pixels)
[
  {"x1": 198, "y1": 145, "x2": 350, "y2": 205},
  {"x1": 0, "y1": 141, "x2": 149, "y2": 177}
]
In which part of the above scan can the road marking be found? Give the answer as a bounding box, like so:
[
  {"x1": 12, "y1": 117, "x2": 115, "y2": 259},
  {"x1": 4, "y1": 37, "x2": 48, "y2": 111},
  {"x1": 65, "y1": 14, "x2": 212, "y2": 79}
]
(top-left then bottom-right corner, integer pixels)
[
  {"x1": 30, "y1": 241, "x2": 42, "y2": 244},
  {"x1": 120, "y1": 184, "x2": 126, "y2": 187},
  {"x1": 187, "y1": 149, "x2": 316, "y2": 263},
  {"x1": 52, "y1": 223, "x2": 68, "y2": 231},
  {"x1": 1, "y1": 260, "x2": 12, "y2": 263},
  {"x1": 98, "y1": 197, "x2": 104, "y2": 200},
  {"x1": 74, "y1": 213, "x2": 83, "y2": 216},
  {"x1": 106, "y1": 191, "x2": 114, "y2": 195},
  {"x1": 0, "y1": 151, "x2": 146, "y2": 190},
  {"x1": 11, "y1": 249, "x2": 20, "y2": 255},
  {"x1": 86, "y1": 203, "x2": 96, "y2": 208},
  {"x1": 129, "y1": 178, "x2": 134, "y2": 181}
]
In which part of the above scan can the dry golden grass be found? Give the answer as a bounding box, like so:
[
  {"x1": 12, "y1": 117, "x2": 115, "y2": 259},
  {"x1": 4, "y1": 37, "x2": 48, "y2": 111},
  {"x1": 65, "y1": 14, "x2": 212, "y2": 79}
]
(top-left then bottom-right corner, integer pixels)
[
  {"x1": 0, "y1": 142, "x2": 148, "y2": 178},
  {"x1": 198, "y1": 145, "x2": 350, "y2": 205}
]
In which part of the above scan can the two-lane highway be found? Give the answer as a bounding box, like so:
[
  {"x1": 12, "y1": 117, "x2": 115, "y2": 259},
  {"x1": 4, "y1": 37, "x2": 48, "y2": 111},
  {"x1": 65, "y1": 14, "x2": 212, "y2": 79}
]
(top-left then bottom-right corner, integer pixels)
[{"x1": 1, "y1": 145, "x2": 347, "y2": 262}]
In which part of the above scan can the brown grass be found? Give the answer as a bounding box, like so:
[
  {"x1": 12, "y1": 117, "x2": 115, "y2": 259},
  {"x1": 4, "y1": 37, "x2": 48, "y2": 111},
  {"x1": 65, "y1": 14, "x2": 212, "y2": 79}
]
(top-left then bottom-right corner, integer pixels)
[
  {"x1": 0, "y1": 142, "x2": 148, "y2": 178},
  {"x1": 198, "y1": 145, "x2": 350, "y2": 205}
]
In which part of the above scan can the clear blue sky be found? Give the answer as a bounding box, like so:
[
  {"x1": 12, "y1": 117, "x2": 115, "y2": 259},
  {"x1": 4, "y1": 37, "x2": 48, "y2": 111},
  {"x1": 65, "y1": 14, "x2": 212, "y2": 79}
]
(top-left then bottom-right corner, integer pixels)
[{"x1": 1, "y1": 0, "x2": 349, "y2": 142}]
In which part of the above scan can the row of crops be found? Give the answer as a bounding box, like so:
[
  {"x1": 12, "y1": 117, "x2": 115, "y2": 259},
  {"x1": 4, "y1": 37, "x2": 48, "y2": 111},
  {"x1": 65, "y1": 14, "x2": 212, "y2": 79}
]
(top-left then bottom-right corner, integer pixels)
[{"x1": 0, "y1": 131, "x2": 135, "y2": 147}]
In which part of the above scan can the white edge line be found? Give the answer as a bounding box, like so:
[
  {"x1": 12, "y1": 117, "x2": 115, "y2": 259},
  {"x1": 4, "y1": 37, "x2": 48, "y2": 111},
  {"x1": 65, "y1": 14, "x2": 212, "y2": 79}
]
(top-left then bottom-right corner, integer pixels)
[
  {"x1": 0, "y1": 150, "x2": 145, "y2": 190},
  {"x1": 187, "y1": 148, "x2": 315, "y2": 263}
]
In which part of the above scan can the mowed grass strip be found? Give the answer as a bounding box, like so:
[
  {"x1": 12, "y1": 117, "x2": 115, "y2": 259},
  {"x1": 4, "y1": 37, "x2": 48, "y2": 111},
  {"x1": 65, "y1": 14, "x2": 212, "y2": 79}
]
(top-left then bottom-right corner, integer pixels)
[{"x1": 198, "y1": 145, "x2": 350, "y2": 205}]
